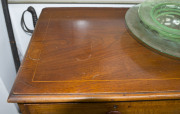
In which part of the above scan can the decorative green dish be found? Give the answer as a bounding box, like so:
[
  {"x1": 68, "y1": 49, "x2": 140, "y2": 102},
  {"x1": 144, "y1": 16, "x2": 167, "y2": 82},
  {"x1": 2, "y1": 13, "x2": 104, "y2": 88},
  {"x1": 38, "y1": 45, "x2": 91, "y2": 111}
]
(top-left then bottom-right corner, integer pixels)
[
  {"x1": 138, "y1": 0, "x2": 180, "y2": 41},
  {"x1": 125, "y1": 5, "x2": 180, "y2": 59}
]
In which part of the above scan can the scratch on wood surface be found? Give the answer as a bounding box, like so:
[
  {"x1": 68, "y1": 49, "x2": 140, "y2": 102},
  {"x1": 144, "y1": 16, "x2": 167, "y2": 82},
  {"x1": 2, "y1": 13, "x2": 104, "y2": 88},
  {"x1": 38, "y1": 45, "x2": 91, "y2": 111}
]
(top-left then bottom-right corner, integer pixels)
[
  {"x1": 91, "y1": 42, "x2": 93, "y2": 51},
  {"x1": 76, "y1": 54, "x2": 92, "y2": 61},
  {"x1": 19, "y1": 81, "x2": 35, "y2": 88},
  {"x1": 28, "y1": 55, "x2": 40, "y2": 61},
  {"x1": 92, "y1": 74, "x2": 100, "y2": 79}
]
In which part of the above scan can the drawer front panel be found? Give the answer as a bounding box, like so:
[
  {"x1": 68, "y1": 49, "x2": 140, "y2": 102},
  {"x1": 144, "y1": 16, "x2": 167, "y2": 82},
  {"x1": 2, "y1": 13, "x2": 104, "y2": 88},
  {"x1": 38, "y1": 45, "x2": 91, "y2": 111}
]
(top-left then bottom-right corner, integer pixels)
[{"x1": 19, "y1": 100, "x2": 180, "y2": 114}]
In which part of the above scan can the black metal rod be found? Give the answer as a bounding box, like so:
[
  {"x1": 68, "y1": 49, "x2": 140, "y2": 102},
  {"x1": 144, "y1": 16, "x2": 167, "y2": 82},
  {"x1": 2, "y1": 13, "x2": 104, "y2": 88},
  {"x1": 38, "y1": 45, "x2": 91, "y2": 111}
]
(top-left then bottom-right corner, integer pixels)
[{"x1": 1, "y1": 0, "x2": 20, "y2": 72}]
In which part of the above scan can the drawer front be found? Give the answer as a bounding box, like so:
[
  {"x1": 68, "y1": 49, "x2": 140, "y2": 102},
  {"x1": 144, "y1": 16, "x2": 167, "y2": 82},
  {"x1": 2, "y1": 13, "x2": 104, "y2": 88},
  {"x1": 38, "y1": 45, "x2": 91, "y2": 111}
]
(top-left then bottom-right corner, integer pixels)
[{"x1": 19, "y1": 100, "x2": 180, "y2": 114}]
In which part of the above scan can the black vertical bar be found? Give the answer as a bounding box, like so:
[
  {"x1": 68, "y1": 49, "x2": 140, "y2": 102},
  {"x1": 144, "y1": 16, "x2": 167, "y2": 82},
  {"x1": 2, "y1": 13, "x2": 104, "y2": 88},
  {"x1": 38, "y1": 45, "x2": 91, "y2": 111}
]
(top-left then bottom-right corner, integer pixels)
[{"x1": 1, "y1": 0, "x2": 20, "y2": 72}]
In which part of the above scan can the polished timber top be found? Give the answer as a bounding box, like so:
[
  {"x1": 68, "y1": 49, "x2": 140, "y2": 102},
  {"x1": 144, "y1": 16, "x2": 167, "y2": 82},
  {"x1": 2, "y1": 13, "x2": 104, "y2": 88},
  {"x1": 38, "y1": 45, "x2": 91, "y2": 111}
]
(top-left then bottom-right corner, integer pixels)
[{"x1": 8, "y1": 8, "x2": 180, "y2": 103}]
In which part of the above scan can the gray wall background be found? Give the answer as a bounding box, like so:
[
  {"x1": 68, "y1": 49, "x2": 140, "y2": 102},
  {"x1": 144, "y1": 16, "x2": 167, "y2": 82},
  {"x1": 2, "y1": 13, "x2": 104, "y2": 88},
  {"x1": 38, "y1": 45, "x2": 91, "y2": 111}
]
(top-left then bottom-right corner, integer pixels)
[{"x1": 0, "y1": 0, "x2": 19, "y2": 113}]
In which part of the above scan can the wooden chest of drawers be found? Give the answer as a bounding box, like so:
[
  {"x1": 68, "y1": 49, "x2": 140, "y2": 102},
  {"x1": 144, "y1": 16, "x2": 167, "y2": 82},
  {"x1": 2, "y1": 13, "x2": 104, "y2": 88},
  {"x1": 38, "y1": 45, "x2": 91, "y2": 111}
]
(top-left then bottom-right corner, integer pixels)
[{"x1": 8, "y1": 8, "x2": 180, "y2": 114}]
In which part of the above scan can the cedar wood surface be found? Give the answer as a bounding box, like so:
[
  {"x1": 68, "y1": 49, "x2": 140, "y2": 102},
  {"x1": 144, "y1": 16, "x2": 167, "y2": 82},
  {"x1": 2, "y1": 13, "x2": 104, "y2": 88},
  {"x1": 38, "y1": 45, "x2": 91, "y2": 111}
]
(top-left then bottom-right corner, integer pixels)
[{"x1": 8, "y1": 8, "x2": 180, "y2": 103}]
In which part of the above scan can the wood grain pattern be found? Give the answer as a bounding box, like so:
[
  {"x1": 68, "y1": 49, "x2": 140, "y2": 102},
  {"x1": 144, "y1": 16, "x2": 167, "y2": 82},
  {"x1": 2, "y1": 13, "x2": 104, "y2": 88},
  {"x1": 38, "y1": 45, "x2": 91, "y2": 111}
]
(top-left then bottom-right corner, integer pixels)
[
  {"x1": 19, "y1": 100, "x2": 180, "y2": 114},
  {"x1": 8, "y1": 8, "x2": 180, "y2": 104}
]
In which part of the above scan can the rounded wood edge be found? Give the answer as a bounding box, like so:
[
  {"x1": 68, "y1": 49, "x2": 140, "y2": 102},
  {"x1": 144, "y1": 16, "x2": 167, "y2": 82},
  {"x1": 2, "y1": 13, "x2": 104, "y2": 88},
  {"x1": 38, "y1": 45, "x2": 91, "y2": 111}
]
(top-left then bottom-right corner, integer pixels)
[{"x1": 8, "y1": 92, "x2": 180, "y2": 103}]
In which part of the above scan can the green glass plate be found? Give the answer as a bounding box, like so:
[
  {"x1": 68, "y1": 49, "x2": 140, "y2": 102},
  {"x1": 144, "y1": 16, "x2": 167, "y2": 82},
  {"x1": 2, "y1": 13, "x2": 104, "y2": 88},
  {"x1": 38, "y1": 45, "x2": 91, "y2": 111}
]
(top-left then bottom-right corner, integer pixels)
[
  {"x1": 138, "y1": 0, "x2": 180, "y2": 41},
  {"x1": 125, "y1": 5, "x2": 180, "y2": 59}
]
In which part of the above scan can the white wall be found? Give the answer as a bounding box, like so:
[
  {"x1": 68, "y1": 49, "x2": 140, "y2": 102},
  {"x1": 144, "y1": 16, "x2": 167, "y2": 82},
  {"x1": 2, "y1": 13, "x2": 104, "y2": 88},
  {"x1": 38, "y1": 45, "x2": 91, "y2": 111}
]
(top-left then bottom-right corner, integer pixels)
[
  {"x1": 0, "y1": 79, "x2": 18, "y2": 114},
  {"x1": 8, "y1": 0, "x2": 144, "y2": 4},
  {"x1": 0, "y1": 0, "x2": 19, "y2": 113}
]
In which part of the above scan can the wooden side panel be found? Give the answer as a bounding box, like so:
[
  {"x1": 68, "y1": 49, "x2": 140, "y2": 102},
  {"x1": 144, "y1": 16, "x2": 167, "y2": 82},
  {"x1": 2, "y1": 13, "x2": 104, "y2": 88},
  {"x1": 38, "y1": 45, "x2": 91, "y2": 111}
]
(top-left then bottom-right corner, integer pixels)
[
  {"x1": 18, "y1": 104, "x2": 30, "y2": 114},
  {"x1": 20, "y1": 100, "x2": 180, "y2": 114}
]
